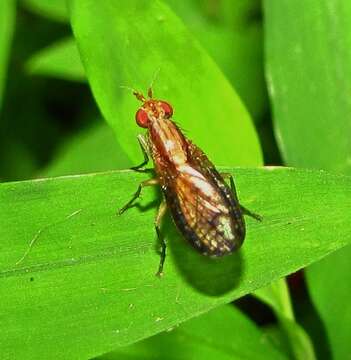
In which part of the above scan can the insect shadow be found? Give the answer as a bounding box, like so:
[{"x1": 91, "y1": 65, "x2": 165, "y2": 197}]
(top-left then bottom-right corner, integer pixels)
[
  {"x1": 162, "y1": 215, "x2": 244, "y2": 296},
  {"x1": 120, "y1": 182, "x2": 243, "y2": 295},
  {"x1": 121, "y1": 177, "x2": 244, "y2": 296}
]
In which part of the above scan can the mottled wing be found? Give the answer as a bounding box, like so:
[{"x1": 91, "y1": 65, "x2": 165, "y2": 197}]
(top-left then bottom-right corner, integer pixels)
[{"x1": 164, "y1": 141, "x2": 245, "y2": 256}]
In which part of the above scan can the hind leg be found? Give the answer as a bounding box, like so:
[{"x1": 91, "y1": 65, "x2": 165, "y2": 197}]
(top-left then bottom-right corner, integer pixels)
[{"x1": 221, "y1": 172, "x2": 262, "y2": 222}]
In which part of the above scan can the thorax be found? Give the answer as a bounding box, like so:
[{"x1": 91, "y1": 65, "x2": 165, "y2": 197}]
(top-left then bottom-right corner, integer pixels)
[{"x1": 148, "y1": 118, "x2": 188, "y2": 168}]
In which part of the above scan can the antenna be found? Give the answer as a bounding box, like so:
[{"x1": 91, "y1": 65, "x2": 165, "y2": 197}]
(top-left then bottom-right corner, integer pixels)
[
  {"x1": 148, "y1": 67, "x2": 161, "y2": 95},
  {"x1": 119, "y1": 85, "x2": 137, "y2": 93},
  {"x1": 119, "y1": 85, "x2": 145, "y2": 102}
]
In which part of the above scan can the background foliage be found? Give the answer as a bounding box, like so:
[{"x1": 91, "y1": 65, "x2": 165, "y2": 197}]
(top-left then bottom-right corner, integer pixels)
[{"x1": 0, "y1": 1, "x2": 350, "y2": 359}]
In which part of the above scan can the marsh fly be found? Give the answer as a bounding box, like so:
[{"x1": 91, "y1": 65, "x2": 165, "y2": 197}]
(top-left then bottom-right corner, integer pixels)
[{"x1": 119, "y1": 88, "x2": 261, "y2": 276}]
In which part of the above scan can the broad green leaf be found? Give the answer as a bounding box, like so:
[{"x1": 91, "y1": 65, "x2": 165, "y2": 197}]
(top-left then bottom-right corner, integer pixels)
[
  {"x1": 42, "y1": 120, "x2": 284, "y2": 358},
  {"x1": 42, "y1": 123, "x2": 130, "y2": 177},
  {"x1": 265, "y1": 2, "x2": 351, "y2": 358},
  {"x1": 0, "y1": 0, "x2": 15, "y2": 109},
  {"x1": 41, "y1": 119, "x2": 294, "y2": 357},
  {"x1": 69, "y1": 0, "x2": 262, "y2": 167},
  {"x1": 42, "y1": 119, "x2": 298, "y2": 358},
  {"x1": 42, "y1": 119, "x2": 298, "y2": 357},
  {"x1": 22, "y1": 0, "x2": 68, "y2": 22},
  {"x1": 1, "y1": 167, "x2": 350, "y2": 359},
  {"x1": 26, "y1": 37, "x2": 85, "y2": 82},
  {"x1": 98, "y1": 305, "x2": 287, "y2": 360}
]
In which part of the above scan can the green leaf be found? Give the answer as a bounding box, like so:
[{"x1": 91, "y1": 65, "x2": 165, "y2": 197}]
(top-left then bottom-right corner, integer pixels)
[
  {"x1": 69, "y1": 0, "x2": 262, "y2": 167},
  {"x1": 166, "y1": 0, "x2": 268, "y2": 120},
  {"x1": 0, "y1": 0, "x2": 15, "y2": 110},
  {"x1": 42, "y1": 123, "x2": 131, "y2": 177},
  {"x1": 21, "y1": 0, "x2": 68, "y2": 22},
  {"x1": 42, "y1": 119, "x2": 283, "y2": 357},
  {"x1": 98, "y1": 305, "x2": 287, "y2": 360},
  {"x1": 42, "y1": 120, "x2": 298, "y2": 357},
  {"x1": 306, "y1": 247, "x2": 351, "y2": 360},
  {"x1": 264, "y1": 0, "x2": 351, "y2": 175},
  {"x1": 254, "y1": 279, "x2": 315, "y2": 360},
  {"x1": 1, "y1": 167, "x2": 350, "y2": 358},
  {"x1": 265, "y1": 2, "x2": 351, "y2": 358},
  {"x1": 26, "y1": 37, "x2": 85, "y2": 81},
  {"x1": 24, "y1": 0, "x2": 267, "y2": 121},
  {"x1": 255, "y1": 279, "x2": 294, "y2": 321}
]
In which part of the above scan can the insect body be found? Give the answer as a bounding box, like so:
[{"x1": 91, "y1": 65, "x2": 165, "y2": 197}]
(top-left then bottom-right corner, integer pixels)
[{"x1": 119, "y1": 88, "x2": 261, "y2": 276}]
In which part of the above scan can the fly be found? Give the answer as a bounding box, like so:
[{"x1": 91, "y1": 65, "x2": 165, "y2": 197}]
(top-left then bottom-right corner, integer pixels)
[{"x1": 118, "y1": 88, "x2": 262, "y2": 276}]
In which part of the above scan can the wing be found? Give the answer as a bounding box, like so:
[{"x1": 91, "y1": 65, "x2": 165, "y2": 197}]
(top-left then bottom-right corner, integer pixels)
[
  {"x1": 163, "y1": 150, "x2": 245, "y2": 256},
  {"x1": 148, "y1": 124, "x2": 245, "y2": 255}
]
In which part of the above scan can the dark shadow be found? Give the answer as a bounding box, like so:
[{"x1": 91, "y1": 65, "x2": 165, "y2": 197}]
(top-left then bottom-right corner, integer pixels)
[
  {"x1": 235, "y1": 295, "x2": 276, "y2": 326},
  {"x1": 164, "y1": 216, "x2": 244, "y2": 296}
]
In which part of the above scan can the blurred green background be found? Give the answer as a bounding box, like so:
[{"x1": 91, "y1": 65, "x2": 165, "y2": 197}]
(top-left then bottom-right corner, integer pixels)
[{"x1": 1, "y1": 1, "x2": 350, "y2": 360}]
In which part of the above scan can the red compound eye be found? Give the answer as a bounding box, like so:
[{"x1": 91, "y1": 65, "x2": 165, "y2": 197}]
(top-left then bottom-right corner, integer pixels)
[
  {"x1": 159, "y1": 101, "x2": 173, "y2": 118},
  {"x1": 135, "y1": 108, "x2": 149, "y2": 128}
]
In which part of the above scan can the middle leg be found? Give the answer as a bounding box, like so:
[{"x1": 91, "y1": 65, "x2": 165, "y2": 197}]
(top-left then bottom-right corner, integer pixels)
[{"x1": 131, "y1": 134, "x2": 151, "y2": 172}]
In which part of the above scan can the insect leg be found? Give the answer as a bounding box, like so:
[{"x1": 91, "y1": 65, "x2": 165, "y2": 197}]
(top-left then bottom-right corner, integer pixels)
[
  {"x1": 155, "y1": 201, "x2": 168, "y2": 277},
  {"x1": 131, "y1": 134, "x2": 151, "y2": 172},
  {"x1": 239, "y1": 205, "x2": 262, "y2": 222},
  {"x1": 118, "y1": 178, "x2": 159, "y2": 215},
  {"x1": 221, "y1": 172, "x2": 262, "y2": 222}
]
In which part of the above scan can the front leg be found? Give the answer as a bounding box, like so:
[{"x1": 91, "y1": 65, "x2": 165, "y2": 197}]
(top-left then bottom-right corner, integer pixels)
[{"x1": 131, "y1": 134, "x2": 151, "y2": 172}]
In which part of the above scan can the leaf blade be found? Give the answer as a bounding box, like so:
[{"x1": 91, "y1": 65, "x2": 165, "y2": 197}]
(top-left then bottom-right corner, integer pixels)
[
  {"x1": 265, "y1": 1, "x2": 351, "y2": 358},
  {"x1": 1, "y1": 167, "x2": 350, "y2": 358}
]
